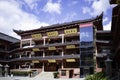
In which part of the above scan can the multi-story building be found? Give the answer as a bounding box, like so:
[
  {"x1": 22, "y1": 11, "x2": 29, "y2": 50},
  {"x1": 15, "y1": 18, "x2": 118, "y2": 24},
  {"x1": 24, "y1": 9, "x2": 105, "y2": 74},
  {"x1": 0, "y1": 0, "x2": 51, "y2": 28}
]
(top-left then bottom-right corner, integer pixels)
[
  {"x1": 0, "y1": 32, "x2": 19, "y2": 76},
  {"x1": 95, "y1": 1, "x2": 120, "y2": 79},
  {"x1": 1, "y1": 0, "x2": 119, "y2": 78},
  {"x1": 0, "y1": 14, "x2": 103, "y2": 78}
]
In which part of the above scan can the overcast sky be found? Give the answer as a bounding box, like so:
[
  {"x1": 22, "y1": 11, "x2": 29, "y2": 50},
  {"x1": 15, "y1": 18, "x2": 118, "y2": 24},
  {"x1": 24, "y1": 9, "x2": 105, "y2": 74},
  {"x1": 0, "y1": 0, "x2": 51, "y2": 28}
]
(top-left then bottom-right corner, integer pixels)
[{"x1": 0, "y1": 0, "x2": 115, "y2": 39}]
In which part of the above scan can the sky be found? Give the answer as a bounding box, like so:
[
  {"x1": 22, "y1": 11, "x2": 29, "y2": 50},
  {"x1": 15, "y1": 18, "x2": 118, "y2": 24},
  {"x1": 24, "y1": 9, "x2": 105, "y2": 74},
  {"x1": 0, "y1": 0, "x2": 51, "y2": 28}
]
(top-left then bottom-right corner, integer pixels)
[
  {"x1": 0, "y1": 0, "x2": 116, "y2": 39},
  {"x1": 80, "y1": 26, "x2": 93, "y2": 42}
]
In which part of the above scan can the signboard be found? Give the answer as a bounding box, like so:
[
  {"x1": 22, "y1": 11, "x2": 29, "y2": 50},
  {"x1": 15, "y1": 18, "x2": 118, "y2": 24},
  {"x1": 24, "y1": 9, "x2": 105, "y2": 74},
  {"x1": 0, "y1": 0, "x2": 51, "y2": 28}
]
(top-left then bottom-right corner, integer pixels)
[
  {"x1": 32, "y1": 60, "x2": 39, "y2": 63},
  {"x1": 48, "y1": 59, "x2": 56, "y2": 63},
  {"x1": 66, "y1": 45, "x2": 75, "y2": 49},
  {"x1": 22, "y1": 40, "x2": 30, "y2": 44},
  {"x1": 31, "y1": 34, "x2": 42, "y2": 39},
  {"x1": 32, "y1": 48, "x2": 40, "y2": 51},
  {"x1": 66, "y1": 59, "x2": 75, "y2": 62},
  {"x1": 64, "y1": 28, "x2": 77, "y2": 35},
  {"x1": 79, "y1": 22, "x2": 93, "y2": 28},
  {"x1": 47, "y1": 31, "x2": 58, "y2": 37},
  {"x1": 48, "y1": 46, "x2": 56, "y2": 50}
]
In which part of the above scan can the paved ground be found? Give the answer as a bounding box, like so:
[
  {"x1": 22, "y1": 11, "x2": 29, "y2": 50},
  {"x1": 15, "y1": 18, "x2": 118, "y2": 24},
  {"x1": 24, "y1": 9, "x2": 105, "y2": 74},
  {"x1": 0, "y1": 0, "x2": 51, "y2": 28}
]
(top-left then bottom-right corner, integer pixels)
[{"x1": 0, "y1": 77, "x2": 85, "y2": 80}]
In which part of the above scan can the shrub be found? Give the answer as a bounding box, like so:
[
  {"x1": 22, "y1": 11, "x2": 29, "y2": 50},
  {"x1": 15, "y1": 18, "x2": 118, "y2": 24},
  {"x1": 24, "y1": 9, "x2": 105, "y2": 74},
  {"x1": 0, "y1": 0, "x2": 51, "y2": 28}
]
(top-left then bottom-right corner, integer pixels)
[
  {"x1": 53, "y1": 71, "x2": 59, "y2": 78},
  {"x1": 85, "y1": 72, "x2": 107, "y2": 80},
  {"x1": 11, "y1": 71, "x2": 31, "y2": 76}
]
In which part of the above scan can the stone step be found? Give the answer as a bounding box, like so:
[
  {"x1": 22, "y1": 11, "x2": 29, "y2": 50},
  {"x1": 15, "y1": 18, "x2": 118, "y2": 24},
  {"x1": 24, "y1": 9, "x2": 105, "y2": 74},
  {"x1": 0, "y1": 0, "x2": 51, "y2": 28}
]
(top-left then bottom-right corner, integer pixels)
[{"x1": 33, "y1": 71, "x2": 54, "y2": 79}]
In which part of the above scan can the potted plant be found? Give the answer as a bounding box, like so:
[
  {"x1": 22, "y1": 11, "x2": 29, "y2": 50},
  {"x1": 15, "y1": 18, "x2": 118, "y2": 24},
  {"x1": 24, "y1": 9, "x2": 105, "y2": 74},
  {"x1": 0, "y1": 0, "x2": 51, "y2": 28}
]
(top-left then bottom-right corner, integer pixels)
[{"x1": 53, "y1": 71, "x2": 59, "y2": 78}]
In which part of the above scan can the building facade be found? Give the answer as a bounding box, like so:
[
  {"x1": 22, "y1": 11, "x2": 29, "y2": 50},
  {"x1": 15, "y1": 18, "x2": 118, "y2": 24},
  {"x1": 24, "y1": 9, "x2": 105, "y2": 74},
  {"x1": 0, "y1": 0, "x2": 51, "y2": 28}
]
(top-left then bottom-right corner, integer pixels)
[
  {"x1": 0, "y1": 32, "x2": 19, "y2": 77},
  {"x1": 0, "y1": 14, "x2": 103, "y2": 78},
  {"x1": 95, "y1": 1, "x2": 120, "y2": 79}
]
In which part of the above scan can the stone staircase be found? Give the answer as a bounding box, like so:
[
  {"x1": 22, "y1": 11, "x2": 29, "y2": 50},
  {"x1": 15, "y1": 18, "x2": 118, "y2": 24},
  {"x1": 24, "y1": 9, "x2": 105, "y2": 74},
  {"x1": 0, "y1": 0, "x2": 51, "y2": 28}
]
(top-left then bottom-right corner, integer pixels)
[
  {"x1": 33, "y1": 71, "x2": 54, "y2": 79},
  {"x1": 0, "y1": 71, "x2": 85, "y2": 80}
]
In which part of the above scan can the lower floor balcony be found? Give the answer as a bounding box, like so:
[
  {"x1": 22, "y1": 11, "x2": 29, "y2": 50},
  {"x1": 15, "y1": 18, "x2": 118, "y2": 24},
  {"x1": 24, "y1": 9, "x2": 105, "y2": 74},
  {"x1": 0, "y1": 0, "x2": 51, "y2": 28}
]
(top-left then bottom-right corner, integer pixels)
[
  {"x1": 9, "y1": 59, "x2": 80, "y2": 78},
  {"x1": 10, "y1": 54, "x2": 80, "y2": 62}
]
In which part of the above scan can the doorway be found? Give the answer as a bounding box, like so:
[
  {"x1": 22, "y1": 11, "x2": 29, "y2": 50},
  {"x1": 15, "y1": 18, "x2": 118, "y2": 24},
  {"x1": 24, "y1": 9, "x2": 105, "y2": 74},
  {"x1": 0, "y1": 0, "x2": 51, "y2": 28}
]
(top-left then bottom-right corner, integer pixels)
[{"x1": 80, "y1": 67, "x2": 94, "y2": 78}]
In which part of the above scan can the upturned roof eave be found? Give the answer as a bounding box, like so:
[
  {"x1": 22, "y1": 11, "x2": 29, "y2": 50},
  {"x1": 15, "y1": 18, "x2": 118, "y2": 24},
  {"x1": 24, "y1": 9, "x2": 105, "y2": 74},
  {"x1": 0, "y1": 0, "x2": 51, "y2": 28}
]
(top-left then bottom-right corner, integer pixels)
[{"x1": 14, "y1": 13, "x2": 103, "y2": 36}]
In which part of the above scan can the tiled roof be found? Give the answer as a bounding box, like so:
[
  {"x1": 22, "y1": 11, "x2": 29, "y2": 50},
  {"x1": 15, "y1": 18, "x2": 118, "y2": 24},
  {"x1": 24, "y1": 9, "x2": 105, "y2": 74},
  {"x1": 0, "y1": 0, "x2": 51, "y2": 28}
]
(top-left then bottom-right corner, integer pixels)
[
  {"x1": 14, "y1": 13, "x2": 103, "y2": 35},
  {"x1": 0, "y1": 32, "x2": 20, "y2": 43}
]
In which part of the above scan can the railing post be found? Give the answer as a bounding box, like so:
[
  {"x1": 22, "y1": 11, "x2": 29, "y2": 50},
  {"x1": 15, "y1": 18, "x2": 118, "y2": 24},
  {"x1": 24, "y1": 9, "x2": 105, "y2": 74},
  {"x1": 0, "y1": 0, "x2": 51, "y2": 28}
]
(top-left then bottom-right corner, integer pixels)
[
  {"x1": 4, "y1": 64, "x2": 9, "y2": 77},
  {"x1": 42, "y1": 63, "x2": 44, "y2": 72},
  {"x1": 118, "y1": 69, "x2": 120, "y2": 80},
  {"x1": 20, "y1": 40, "x2": 22, "y2": 48},
  {"x1": 62, "y1": 48, "x2": 64, "y2": 56},
  {"x1": 0, "y1": 64, "x2": 3, "y2": 77},
  {"x1": 43, "y1": 37, "x2": 46, "y2": 46},
  {"x1": 105, "y1": 57, "x2": 112, "y2": 80},
  {"x1": 62, "y1": 34, "x2": 64, "y2": 44},
  {"x1": 43, "y1": 50, "x2": 45, "y2": 58},
  {"x1": 62, "y1": 62, "x2": 64, "y2": 69}
]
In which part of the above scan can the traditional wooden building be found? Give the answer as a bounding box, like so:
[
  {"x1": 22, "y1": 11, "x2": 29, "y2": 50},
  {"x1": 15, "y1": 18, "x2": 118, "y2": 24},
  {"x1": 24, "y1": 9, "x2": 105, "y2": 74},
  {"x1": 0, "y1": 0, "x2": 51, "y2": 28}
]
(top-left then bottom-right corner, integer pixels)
[
  {"x1": 0, "y1": 14, "x2": 103, "y2": 78},
  {"x1": 110, "y1": 0, "x2": 120, "y2": 78},
  {"x1": 95, "y1": 0, "x2": 120, "y2": 79},
  {"x1": 13, "y1": 14, "x2": 103, "y2": 78},
  {"x1": 0, "y1": 0, "x2": 119, "y2": 78},
  {"x1": 0, "y1": 32, "x2": 19, "y2": 76}
]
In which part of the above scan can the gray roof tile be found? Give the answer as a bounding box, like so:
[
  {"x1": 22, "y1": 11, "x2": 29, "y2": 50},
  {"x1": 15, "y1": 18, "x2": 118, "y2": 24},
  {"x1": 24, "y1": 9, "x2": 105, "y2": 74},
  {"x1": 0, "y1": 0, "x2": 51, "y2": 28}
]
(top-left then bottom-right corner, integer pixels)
[{"x1": 0, "y1": 32, "x2": 20, "y2": 43}]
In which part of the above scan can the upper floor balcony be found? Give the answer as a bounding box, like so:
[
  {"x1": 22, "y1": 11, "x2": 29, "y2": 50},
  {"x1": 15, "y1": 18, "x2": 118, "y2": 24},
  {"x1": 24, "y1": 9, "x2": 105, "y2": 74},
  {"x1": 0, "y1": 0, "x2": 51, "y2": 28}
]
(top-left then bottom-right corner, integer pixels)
[
  {"x1": 20, "y1": 31, "x2": 80, "y2": 48},
  {"x1": 0, "y1": 57, "x2": 9, "y2": 62},
  {"x1": 8, "y1": 47, "x2": 80, "y2": 62},
  {"x1": 80, "y1": 42, "x2": 94, "y2": 48},
  {"x1": 80, "y1": 60, "x2": 94, "y2": 67},
  {"x1": 96, "y1": 53, "x2": 107, "y2": 58},
  {"x1": 96, "y1": 48, "x2": 110, "y2": 58}
]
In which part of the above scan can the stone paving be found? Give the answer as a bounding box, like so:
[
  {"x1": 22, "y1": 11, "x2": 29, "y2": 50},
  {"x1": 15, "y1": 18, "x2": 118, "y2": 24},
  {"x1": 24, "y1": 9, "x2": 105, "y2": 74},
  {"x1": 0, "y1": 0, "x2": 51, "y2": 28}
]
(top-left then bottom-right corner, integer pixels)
[{"x1": 0, "y1": 77, "x2": 85, "y2": 80}]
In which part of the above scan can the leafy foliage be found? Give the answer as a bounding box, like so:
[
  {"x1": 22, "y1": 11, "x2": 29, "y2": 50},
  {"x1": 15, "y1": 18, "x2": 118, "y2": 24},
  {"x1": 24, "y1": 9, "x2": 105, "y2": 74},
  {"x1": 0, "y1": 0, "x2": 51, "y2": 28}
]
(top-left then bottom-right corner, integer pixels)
[
  {"x1": 53, "y1": 71, "x2": 59, "y2": 78},
  {"x1": 11, "y1": 71, "x2": 32, "y2": 76},
  {"x1": 85, "y1": 72, "x2": 107, "y2": 80}
]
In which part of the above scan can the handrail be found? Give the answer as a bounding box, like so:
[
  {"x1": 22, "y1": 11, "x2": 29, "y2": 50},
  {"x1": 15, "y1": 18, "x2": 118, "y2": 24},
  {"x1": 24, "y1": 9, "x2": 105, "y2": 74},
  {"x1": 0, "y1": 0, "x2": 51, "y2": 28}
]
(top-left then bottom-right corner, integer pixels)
[
  {"x1": 110, "y1": 76, "x2": 118, "y2": 80},
  {"x1": 10, "y1": 54, "x2": 80, "y2": 62}
]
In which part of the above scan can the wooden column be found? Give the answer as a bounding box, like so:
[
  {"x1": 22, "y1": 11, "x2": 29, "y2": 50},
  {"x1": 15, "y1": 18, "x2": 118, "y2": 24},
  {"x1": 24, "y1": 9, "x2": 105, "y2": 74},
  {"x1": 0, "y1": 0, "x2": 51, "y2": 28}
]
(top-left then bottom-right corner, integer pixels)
[
  {"x1": 43, "y1": 37, "x2": 46, "y2": 45},
  {"x1": 62, "y1": 34, "x2": 64, "y2": 44},
  {"x1": 20, "y1": 40, "x2": 22, "y2": 48}
]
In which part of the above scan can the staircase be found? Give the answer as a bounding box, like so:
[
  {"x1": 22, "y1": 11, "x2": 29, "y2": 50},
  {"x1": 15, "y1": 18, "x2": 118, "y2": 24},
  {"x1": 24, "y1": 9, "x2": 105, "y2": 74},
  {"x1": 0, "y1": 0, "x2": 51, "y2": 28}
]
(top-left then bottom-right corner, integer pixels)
[
  {"x1": 110, "y1": 76, "x2": 118, "y2": 80},
  {"x1": 33, "y1": 71, "x2": 54, "y2": 79}
]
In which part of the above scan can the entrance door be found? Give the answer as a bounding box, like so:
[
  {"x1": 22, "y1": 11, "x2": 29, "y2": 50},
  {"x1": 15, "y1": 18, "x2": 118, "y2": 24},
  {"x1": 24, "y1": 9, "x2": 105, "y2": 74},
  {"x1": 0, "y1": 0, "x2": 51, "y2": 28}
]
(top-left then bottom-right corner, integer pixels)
[
  {"x1": 84, "y1": 68, "x2": 90, "y2": 76},
  {"x1": 44, "y1": 63, "x2": 61, "y2": 71},
  {"x1": 44, "y1": 63, "x2": 56, "y2": 71},
  {"x1": 80, "y1": 67, "x2": 94, "y2": 78}
]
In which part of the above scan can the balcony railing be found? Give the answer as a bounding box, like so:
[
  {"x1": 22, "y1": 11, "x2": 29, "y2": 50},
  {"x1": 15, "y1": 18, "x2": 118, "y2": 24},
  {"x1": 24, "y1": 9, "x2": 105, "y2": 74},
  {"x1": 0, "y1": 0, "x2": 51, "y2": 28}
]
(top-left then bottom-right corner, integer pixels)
[
  {"x1": 96, "y1": 53, "x2": 107, "y2": 57},
  {"x1": 80, "y1": 44, "x2": 94, "y2": 48},
  {"x1": 80, "y1": 60, "x2": 94, "y2": 67},
  {"x1": 63, "y1": 54, "x2": 80, "y2": 58},
  {"x1": 65, "y1": 41, "x2": 80, "y2": 45},
  {"x1": 45, "y1": 42, "x2": 62, "y2": 46},
  {"x1": 0, "y1": 49, "x2": 8, "y2": 53},
  {"x1": 8, "y1": 41, "x2": 80, "y2": 53},
  {"x1": 0, "y1": 58, "x2": 9, "y2": 62},
  {"x1": 10, "y1": 54, "x2": 80, "y2": 61},
  {"x1": 80, "y1": 50, "x2": 94, "y2": 53}
]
